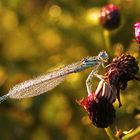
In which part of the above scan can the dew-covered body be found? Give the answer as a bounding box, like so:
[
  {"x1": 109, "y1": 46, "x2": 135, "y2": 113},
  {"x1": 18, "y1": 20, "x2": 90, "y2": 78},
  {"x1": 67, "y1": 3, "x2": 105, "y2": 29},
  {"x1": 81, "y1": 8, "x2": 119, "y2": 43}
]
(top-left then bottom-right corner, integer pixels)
[{"x1": 0, "y1": 51, "x2": 108, "y2": 103}]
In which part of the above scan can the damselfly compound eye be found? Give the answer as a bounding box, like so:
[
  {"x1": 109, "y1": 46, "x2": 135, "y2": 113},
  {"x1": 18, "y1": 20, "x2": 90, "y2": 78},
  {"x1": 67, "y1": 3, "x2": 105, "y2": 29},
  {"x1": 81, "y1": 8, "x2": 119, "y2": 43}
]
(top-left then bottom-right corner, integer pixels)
[{"x1": 98, "y1": 51, "x2": 109, "y2": 62}]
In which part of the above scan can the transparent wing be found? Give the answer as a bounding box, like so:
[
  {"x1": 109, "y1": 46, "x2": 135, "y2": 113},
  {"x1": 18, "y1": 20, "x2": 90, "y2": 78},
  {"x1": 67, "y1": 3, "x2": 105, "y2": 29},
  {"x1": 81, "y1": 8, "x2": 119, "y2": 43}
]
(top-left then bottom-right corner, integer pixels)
[
  {"x1": 0, "y1": 60, "x2": 84, "y2": 103},
  {"x1": 0, "y1": 55, "x2": 101, "y2": 103},
  {"x1": 9, "y1": 76, "x2": 65, "y2": 99},
  {"x1": 0, "y1": 76, "x2": 65, "y2": 103}
]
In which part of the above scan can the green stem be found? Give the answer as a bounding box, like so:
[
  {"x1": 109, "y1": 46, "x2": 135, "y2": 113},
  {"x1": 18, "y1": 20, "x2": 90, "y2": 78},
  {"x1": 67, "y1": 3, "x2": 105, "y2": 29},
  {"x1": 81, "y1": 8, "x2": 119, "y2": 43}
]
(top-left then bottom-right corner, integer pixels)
[
  {"x1": 122, "y1": 126, "x2": 140, "y2": 140},
  {"x1": 134, "y1": 74, "x2": 140, "y2": 81},
  {"x1": 103, "y1": 29, "x2": 111, "y2": 54},
  {"x1": 104, "y1": 127, "x2": 117, "y2": 140}
]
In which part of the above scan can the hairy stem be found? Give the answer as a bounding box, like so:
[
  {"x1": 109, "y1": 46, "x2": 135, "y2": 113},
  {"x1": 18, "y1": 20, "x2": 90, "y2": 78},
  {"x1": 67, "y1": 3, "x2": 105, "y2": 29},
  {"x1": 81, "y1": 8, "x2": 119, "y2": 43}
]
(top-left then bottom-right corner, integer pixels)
[
  {"x1": 104, "y1": 127, "x2": 118, "y2": 140},
  {"x1": 103, "y1": 29, "x2": 112, "y2": 55},
  {"x1": 134, "y1": 74, "x2": 140, "y2": 81},
  {"x1": 122, "y1": 126, "x2": 140, "y2": 140}
]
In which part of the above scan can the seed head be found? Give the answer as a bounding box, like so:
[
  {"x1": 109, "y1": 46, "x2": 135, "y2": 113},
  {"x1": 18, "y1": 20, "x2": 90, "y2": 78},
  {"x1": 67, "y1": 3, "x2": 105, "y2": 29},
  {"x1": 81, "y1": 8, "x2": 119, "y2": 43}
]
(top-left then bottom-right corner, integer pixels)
[
  {"x1": 95, "y1": 53, "x2": 139, "y2": 107},
  {"x1": 78, "y1": 54, "x2": 139, "y2": 128},
  {"x1": 78, "y1": 94, "x2": 115, "y2": 128},
  {"x1": 106, "y1": 54, "x2": 139, "y2": 90}
]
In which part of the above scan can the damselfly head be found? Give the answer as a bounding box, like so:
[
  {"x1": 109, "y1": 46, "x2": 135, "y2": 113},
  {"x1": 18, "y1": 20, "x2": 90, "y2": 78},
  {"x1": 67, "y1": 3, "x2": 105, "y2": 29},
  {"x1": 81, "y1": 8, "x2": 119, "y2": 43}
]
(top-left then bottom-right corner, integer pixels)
[{"x1": 98, "y1": 51, "x2": 109, "y2": 62}]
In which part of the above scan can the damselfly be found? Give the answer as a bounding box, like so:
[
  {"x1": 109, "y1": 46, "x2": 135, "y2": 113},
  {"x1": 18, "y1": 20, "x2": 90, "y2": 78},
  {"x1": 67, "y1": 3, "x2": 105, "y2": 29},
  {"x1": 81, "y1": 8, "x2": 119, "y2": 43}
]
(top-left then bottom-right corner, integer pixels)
[{"x1": 0, "y1": 51, "x2": 108, "y2": 103}]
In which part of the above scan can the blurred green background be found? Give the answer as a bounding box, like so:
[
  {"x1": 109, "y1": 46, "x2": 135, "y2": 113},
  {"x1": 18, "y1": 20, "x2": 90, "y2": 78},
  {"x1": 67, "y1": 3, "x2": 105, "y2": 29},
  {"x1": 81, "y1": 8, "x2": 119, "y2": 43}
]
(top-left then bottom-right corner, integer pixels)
[{"x1": 0, "y1": 0, "x2": 140, "y2": 140}]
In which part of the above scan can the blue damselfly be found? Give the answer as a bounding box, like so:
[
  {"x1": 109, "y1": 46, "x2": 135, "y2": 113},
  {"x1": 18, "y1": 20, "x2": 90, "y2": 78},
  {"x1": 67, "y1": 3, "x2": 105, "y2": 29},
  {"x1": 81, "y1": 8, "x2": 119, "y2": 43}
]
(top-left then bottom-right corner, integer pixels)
[{"x1": 0, "y1": 51, "x2": 108, "y2": 103}]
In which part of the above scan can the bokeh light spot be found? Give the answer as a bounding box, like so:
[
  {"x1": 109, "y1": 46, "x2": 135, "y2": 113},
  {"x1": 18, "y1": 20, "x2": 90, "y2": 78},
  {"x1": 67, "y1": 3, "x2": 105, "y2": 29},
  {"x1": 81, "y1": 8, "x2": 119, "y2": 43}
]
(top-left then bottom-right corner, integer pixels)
[{"x1": 49, "y1": 5, "x2": 62, "y2": 18}]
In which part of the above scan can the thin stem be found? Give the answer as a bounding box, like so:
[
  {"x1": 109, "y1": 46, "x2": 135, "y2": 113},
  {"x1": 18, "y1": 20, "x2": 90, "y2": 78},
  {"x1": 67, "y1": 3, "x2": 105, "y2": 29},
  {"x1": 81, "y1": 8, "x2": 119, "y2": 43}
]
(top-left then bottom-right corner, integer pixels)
[
  {"x1": 103, "y1": 29, "x2": 111, "y2": 55},
  {"x1": 134, "y1": 74, "x2": 140, "y2": 81},
  {"x1": 104, "y1": 127, "x2": 117, "y2": 140},
  {"x1": 122, "y1": 126, "x2": 140, "y2": 140}
]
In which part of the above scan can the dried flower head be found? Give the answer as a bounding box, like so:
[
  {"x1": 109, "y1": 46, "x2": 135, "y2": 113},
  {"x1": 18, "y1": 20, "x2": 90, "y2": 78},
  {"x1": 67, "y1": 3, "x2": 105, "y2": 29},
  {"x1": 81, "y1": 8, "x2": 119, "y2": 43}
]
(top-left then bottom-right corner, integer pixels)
[
  {"x1": 100, "y1": 4, "x2": 121, "y2": 30},
  {"x1": 95, "y1": 53, "x2": 139, "y2": 107},
  {"x1": 78, "y1": 93, "x2": 115, "y2": 128},
  {"x1": 134, "y1": 22, "x2": 140, "y2": 45},
  {"x1": 78, "y1": 54, "x2": 139, "y2": 128}
]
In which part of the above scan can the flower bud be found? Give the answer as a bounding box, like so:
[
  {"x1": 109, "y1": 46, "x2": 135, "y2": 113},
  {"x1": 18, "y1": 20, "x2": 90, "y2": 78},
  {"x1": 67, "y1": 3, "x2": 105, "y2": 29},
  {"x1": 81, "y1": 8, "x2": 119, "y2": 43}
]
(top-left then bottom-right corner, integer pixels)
[
  {"x1": 100, "y1": 4, "x2": 121, "y2": 30},
  {"x1": 134, "y1": 22, "x2": 140, "y2": 45}
]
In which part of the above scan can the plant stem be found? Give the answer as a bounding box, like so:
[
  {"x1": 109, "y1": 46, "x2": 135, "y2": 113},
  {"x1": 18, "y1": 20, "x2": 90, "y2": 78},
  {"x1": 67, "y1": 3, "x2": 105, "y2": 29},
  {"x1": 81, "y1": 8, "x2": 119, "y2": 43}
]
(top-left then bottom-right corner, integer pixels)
[
  {"x1": 122, "y1": 126, "x2": 140, "y2": 140},
  {"x1": 134, "y1": 74, "x2": 140, "y2": 81},
  {"x1": 104, "y1": 127, "x2": 117, "y2": 140},
  {"x1": 103, "y1": 29, "x2": 111, "y2": 55}
]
